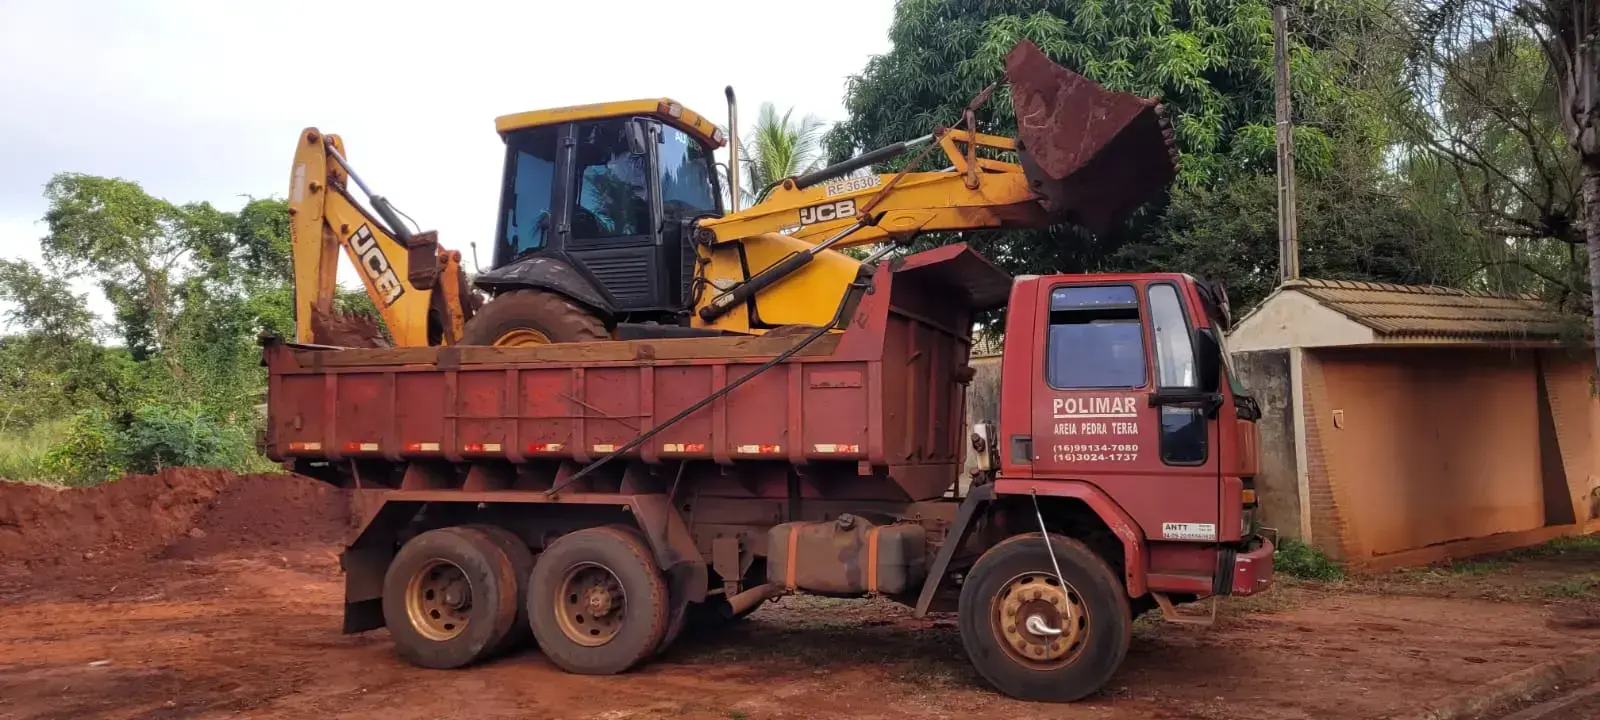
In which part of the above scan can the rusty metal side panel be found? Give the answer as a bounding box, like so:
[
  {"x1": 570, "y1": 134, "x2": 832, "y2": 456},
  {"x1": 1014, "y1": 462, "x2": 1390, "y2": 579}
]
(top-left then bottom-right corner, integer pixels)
[
  {"x1": 800, "y1": 364, "x2": 870, "y2": 460},
  {"x1": 519, "y1": 367, "x2": 578, "y2": 459},
  {"x1": 456, "y1": 368, "x2": 514, "y2": 459},
  {"x1": 651, "y1": 365, "x2": 717, "y2": 459},
  {"x1": 266, "y1": 246, "x2": 988, "y2": 494},
  {"x1": 725, "y1": 362, "x2": 791, "y2": 459}
]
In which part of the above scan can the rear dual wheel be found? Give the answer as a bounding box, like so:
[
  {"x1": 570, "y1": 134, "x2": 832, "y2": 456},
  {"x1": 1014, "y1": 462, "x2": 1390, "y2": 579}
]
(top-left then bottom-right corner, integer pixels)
[
  {"x1": 382, "y1": 526, "x2": 522, "y2": 669},
  {"x1": 528, "y1": 526, "x2": 669, "y2": 675}
]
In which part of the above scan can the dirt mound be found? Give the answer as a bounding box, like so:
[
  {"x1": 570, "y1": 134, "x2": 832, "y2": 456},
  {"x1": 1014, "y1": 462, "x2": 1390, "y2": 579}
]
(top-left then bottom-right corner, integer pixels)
[{"x1": 0, "y1": 468, "x2": 359, "y2": 570}]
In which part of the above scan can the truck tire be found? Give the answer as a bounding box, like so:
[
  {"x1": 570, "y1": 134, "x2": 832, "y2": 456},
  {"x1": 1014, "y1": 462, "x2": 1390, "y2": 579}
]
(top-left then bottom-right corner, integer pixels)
[
  {"x1": 460, "y1": 289, "x2": 607, "y2": 346},
  {"x1": 464, "y1": 523, "x2": 537, "y2": 655},
  {"x1": 528, "y1": 526, "x2": 669, "y2": 674},
  {"x1": 382, "y1": 526, "x2": 520, "y2": 669},
  {"x1": 958, "y1": 532, "x2": 1131, "y2": 702}
]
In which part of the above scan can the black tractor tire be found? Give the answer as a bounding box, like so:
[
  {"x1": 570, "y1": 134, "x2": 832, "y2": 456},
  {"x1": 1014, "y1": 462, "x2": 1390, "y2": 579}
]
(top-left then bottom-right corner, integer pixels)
[
  {"x1": 460, "y1": 289, "x2": 608, "y2": 346},
  {"x1": 464, "y1": 523, "x2": 537, "y2": 655},
  {"x1": 528, "y1": 526, "x2": 669, "y2": 675},
  {"x1": 957, "y1": 532, "x2": 1131, "y2": 703},
  {"x1": 381, "y1": 526, "x2": 520, "y2": 669}
]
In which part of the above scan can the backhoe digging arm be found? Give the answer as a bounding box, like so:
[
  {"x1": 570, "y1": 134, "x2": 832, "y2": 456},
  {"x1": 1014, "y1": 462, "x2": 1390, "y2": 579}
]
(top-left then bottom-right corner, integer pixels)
[{"x1": 287, "y1": 128, "x2": 469, "y2": 347}]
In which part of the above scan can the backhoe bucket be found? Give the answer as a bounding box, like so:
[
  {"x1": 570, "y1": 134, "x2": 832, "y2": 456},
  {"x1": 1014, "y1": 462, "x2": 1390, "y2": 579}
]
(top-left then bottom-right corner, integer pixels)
[{"x1": 1006, "y1": 40, "x2": 1180, "y2": 234}]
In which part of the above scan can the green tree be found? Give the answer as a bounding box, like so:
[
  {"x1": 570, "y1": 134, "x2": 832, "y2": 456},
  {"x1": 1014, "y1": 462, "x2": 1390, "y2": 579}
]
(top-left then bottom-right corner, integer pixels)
[
  {"x1": 828, "y1": 0, "x2": 1444, "y2": 309},
  {"x1": 1406, "y1": 1, "x2": 1600, "y2": 357},
  {"x1": 42, "y1": 174, "x2": 217, "y2": 366},
  {"x1": 0, "y1": 259, "x2": 96, "y2": 343},
  {"x1": 740, "y1": 103, "x2": 828, "y2": 204}
]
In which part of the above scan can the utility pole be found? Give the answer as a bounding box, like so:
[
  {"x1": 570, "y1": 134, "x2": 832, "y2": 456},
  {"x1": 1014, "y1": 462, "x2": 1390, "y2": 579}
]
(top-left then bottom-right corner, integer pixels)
[{"x1": 1273, "y1": 4, "x2": 1300, "y2": 282}]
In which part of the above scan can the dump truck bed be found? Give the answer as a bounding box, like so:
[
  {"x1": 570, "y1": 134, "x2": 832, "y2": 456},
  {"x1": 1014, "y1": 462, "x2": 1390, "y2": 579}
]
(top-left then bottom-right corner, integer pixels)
[{"x1": 264, "y1": 245, "x2": 1012, "y2": 501}]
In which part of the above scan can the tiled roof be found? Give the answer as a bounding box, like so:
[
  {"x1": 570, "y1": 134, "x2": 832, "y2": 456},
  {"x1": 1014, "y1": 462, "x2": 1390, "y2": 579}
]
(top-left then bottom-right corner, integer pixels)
[
  {"x1": 1286, "y1": 278, "x2": 1570, "y2": 342},
  {"x1": 970, "y1": 333, "x2": 1004, "y2": 357}
]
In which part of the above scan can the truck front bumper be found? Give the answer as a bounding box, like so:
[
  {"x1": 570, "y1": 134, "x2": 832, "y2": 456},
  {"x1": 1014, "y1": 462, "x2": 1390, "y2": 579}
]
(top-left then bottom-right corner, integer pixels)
[{"x1": 1228, "y1": 536, "x2": 1275, "y2": 596}]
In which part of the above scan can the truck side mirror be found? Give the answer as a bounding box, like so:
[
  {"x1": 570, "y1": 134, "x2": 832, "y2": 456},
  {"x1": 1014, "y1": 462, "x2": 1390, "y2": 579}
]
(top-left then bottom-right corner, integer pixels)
[{"x1": 1193, "y1": 328, "x2": 1222, "y2": 395}]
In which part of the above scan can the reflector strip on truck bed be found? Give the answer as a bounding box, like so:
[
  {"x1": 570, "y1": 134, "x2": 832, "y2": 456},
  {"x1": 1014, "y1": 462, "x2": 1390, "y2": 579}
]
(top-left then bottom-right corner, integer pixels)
[
  {"x1": 343, "y1": 442, "x2": 379, "y2": 452},
  {"x1": 463, "y1": 443, "x2": 502, "y2": 453}
]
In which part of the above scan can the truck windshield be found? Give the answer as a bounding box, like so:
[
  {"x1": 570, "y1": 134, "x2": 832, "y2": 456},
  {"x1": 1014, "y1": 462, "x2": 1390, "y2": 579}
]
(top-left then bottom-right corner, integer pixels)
[
  {"x1": 658, "y1": 125, "x2": 719, "y2": 219},
  {"x1": 497, "y1": 125, "x2": 559, "y2": 266}
]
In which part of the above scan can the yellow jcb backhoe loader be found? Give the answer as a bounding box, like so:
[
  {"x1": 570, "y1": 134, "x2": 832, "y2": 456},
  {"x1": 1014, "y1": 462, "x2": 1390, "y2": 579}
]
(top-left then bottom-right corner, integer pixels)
[{"x1": 286, "y1": 41, "x2": 1178, "y2": 347}]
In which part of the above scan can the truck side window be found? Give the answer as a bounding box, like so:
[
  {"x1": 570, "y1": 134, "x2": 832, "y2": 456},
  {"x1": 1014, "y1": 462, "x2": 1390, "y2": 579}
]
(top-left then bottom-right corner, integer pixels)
[
  {"x1": 498, "y1": 125, "x2": 558, "y2": 264},
  {"x1": 1046, "y1": 286, "x2": 1146, "y2": 389},
  {"x1": 572, "y1": 120, "x2": 651, "y2": 240},
  {"x1": 1148, "y1": 284, "x2": 1207, "y2": 465}
]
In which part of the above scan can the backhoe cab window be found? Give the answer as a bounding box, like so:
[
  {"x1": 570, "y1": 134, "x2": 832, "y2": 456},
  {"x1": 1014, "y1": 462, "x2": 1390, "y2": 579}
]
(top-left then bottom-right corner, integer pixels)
[
  {"x1": 1046, "y1": 286, "x2": 1147, "y2": 389},
  {"x1": 498, "y1": 125, "x2": 558, "y2": 265},
  {"x1": 658, "y1": 126, "x2": 719, "y2": 219},
  {"x1": 573, "y1": 120, "x2": 651, "y2": 240}
]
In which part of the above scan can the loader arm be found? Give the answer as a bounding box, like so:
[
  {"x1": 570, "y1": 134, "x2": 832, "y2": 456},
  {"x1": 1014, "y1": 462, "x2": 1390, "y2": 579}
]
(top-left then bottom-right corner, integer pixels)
[
  {"x1": 688, "y1": 39, "x2": 1179, "y2": 333},
  {"x1": 288, "y1": 128, "x2": 469, "y2": 347},
  {"x1": 697, "y1": 130, "x2": 1051, "y2": 249}
]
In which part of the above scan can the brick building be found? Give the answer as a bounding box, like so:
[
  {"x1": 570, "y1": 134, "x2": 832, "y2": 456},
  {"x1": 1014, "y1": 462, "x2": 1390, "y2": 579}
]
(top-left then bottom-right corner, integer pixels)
[{"x1": 1228, "y1": 279, "x2": 1600, "y2": 569}]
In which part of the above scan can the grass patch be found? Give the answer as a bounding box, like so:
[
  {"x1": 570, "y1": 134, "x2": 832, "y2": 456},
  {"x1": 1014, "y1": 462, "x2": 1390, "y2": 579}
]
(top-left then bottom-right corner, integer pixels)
[
  {"x1": 0, "y1": 419, "x2": 68, "y2": 485},
  {"x1": 1275, "y1": 538, "x2": 1345, "y2": 580},
  {"x1": 1540, "y1": 574, "x2": 1600, "y2": 598},
  {"x1": 1432, "y1": 559, "x2": 1511, "y2": 576},
  {"x1": 725, "y1": 711, "x2": 747, "y2": 720},
  {"x1": 1510, "y1": 534, "x2": 1600, "y2": 560}
]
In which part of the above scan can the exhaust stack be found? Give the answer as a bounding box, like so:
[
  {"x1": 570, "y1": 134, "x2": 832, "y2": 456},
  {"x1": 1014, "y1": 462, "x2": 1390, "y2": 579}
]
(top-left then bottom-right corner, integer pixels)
[
  {"x1": 725, "y1": 86, "x2": 740, "y2": 212},
  {"x1": 1005, "y1": 40, "x2": 1180, "y2": 234}
]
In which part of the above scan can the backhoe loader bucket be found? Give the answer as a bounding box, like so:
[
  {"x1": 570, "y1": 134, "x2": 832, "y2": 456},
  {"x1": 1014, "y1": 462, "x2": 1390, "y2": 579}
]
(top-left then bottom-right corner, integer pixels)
[{"x1": 1006, "y1": 40, "x2": 1180, "y2": 234}]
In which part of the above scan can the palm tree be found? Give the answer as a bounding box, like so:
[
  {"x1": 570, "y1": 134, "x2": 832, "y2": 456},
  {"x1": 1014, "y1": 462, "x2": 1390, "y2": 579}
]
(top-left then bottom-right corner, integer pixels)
[{"x1": 738, "y1": 103, "x2": 827, "y2": 206}]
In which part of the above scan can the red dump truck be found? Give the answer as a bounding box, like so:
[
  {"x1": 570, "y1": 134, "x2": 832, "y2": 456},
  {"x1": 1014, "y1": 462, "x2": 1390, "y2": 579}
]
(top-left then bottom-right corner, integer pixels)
[{"x1": 263, "y1": 244, "x2": 1273, "y2": 702}]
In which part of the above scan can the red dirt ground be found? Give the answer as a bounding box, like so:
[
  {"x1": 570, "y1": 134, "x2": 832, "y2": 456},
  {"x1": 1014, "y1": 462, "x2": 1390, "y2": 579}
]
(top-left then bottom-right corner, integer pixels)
[{"x1": 1, "y1": 471, "x2": 1596, "y2": 719}]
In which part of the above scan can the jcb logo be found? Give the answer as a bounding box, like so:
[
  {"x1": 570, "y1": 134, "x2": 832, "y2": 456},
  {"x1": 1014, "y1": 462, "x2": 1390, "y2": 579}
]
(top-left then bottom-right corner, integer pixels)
[
  {"x1": 349, "y1": 225, "x2": 405, "y2": 306},
  {"x1": 798, "y1": 199, "x2": 856, "y2": 226}
]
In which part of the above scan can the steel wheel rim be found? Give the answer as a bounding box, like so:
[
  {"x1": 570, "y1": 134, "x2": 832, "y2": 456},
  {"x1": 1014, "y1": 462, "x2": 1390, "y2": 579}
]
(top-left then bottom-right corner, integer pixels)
[
  {"x1": 555, "y1": 561, "x2": 627, "y2": 647},
  {"x1": 494, "y1": 328, "x2": 552, "y2": 347},
  {"x1": 405, "y1": 559, "x2": 473, "y2": 642},
  {"x1": 991, "y1": 571, "x2": 1089, "y2": 669}
]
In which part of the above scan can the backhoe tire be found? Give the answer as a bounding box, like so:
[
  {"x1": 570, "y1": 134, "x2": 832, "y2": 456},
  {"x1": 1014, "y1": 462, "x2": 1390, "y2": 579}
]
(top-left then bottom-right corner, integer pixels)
[
  {"x1": 958, "y1": 532, "x2": 1131, "y2": 703},
  {"x1": 528, "y1": 526, "x2": 669, "y2": 675},
  {"x1": 382, "y1": 526, "x2": 520, "y2": 669},
  {"x1": 460, "y1": 289, "x2": 608, "y2": 346}
]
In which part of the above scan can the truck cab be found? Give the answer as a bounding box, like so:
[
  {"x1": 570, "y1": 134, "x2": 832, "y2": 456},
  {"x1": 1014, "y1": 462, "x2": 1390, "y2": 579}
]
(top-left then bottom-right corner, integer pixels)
[{"x1": 976, "y1": 272, "x2": 1268, "y2": 601}]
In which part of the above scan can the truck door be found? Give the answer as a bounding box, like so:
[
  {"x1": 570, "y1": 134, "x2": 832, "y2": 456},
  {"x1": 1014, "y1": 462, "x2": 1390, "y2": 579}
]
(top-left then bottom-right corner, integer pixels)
[{"x1": 1029, "y1": 279, "x2": 1228, "y2": 544}]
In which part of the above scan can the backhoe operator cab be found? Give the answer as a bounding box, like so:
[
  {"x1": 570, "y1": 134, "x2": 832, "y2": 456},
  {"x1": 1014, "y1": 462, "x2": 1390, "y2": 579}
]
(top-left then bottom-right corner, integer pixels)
[{"x1": 474, "y1": 100, "x2": 727, "y2": 340}]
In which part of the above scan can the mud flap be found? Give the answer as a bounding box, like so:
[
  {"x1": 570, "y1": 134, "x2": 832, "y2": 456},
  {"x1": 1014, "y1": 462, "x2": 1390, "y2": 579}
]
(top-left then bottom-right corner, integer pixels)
[
  {"x1": 341, "y1": 500, "x2": 424, "y2": 633},
  {"x1": 1006, "y1": 39, "x2": 1180, "y2": 234}
]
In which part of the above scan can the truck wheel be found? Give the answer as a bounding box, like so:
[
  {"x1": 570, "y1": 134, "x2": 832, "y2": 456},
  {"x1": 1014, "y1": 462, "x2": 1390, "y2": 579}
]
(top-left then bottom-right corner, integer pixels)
[
  {"x1": 382, "y1": 526, "x2": 520, "y2": 669},
  {"x1": 460, "y1": 289, "x2": 607, "y2": 346},
  {"x1": 465, "y1": 523, "x2": 537, "y2": 654},
  {"x1": 528, "y1": 526, "x2": 668, "y2": 674},
  {"x1": 958, "y1": 533, "x2": 1131, "y2": 702}
]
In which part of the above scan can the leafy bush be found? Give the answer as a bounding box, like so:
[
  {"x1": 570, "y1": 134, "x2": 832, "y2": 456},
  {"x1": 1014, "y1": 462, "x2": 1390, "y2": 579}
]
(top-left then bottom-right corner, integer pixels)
[
  {"x1": 1274, "y1": 538, "x2": 1345, "y2": 580},
  {"x1": 41, "y1": 409, "x2": 122, "y2": 486},
  {"x1": 29, "y1": 404, "x2": 268, "y2": 485},
  {"x1": 117, "y1": 405, "x2": 233, "y2": 473}
]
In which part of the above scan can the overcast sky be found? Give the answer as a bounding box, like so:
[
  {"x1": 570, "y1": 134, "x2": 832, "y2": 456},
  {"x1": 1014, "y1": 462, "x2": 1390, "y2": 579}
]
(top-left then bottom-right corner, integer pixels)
[{"x1": 0, "y1": 0, "x2": 895, "y2": 316}]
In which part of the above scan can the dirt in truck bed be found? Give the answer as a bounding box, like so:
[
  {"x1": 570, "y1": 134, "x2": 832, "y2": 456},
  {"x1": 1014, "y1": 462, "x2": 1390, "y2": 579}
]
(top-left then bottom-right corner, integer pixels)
[{"x1": 1, "y1": 472, "x2": 1597, "y2": 719}]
